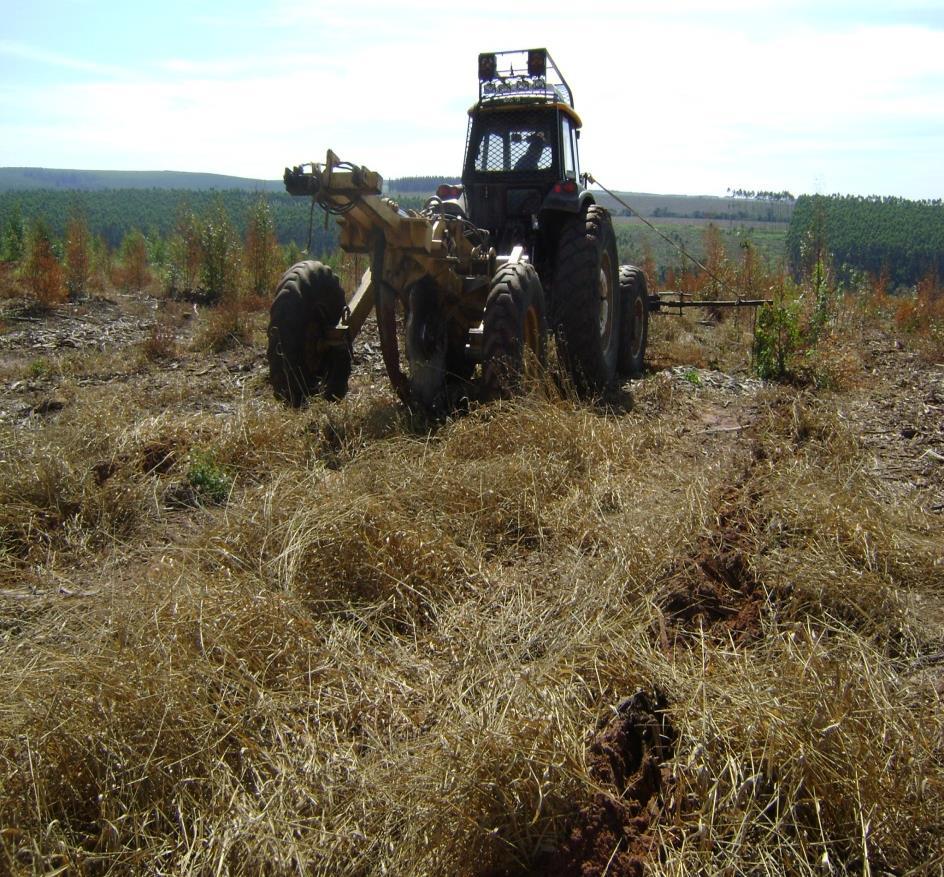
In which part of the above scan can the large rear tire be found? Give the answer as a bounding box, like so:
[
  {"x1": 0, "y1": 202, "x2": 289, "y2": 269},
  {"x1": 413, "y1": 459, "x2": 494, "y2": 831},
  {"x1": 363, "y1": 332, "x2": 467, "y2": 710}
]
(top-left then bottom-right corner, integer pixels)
[
  {"x1": 552, "y1": 205, "x2": 621, "y2": 395},
  {"x1": 482, "y1": 262, "x2": 548, "y2": 399},
  {"x1": 617, "y1": 265, "x2": 649, "y2": 377},
  {"x1": 267, "y1": 260, "x2": 351, "y2": 406}
]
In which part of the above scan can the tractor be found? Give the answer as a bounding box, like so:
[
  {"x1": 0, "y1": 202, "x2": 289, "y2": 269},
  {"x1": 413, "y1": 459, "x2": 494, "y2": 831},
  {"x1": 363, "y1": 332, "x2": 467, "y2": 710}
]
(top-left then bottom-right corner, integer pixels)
[{"x1": 268, "y1": 48, "x2": 652, "y2": 411}]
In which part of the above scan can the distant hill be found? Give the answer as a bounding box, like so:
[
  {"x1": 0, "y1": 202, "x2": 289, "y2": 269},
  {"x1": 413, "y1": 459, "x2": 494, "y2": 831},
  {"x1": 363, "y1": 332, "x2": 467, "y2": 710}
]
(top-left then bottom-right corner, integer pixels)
[
  {"x1": 386, "y1": 176, "x2": 462, "y2": 195},
  {"x1": 592, "y1": 190, "x2": 794, "y2": 224},
  {"x1": 0, "y1": 167, "x2": 283, "y2": 192},
  {"x1": 0, "y1": 168, "x2": 794, "y2": 224},
  {"x1": 0, "y1": 168, "x2": 466, "y2": 197}
]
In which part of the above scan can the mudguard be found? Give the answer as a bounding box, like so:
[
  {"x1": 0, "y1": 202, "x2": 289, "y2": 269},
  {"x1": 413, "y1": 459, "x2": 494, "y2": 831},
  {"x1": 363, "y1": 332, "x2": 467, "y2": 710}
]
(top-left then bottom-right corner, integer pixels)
[{"x1": 541, "y1": 187, "x2": 594, "y2": 215}]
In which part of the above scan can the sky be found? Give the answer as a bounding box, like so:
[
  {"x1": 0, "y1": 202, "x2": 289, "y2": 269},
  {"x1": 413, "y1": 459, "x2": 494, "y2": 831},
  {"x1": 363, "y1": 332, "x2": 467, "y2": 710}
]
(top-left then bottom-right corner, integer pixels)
[{"x1": 1, "y1": 0, "x2": 943, "y2": 199}]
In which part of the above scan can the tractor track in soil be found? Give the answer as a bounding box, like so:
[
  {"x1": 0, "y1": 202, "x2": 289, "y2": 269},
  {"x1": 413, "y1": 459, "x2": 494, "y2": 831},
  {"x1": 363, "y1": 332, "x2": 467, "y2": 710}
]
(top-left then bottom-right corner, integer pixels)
[
  {"x1": 534, "y1": 333, "x2": 943, "y2": 875},
  {"x1": 539, "y1": 692, "x2": 677, "y2": 877}
]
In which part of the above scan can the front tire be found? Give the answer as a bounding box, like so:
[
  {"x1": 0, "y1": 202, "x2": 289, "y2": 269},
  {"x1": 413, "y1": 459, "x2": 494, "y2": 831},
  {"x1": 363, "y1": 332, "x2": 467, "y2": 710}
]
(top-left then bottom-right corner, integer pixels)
[
  {"x1": 481, "y1": 262, "x2": 548, "y2": 399},
  {"x1": 617, "y1": 265, "x2": 649, "y2": 377},
  {"x1": 267, "y1": 260, "x2": 351, "y2": 406},
  {"x1": 552, "y1": 205, "x2": 621, "y2": 395}
]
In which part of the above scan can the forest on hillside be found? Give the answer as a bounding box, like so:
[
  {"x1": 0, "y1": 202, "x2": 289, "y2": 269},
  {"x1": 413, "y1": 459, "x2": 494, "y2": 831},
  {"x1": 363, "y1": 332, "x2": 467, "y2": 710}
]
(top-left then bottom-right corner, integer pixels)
[
  {"x1": 3, "y1": 185, "x2": 942, "y2": 299},
  {"x1": 0, "y1": 167, "x2": 283, "y2": 193},
  {"x1": 0, "y1": 182, "x2": 448, "y2": 257},
  {"x1": 0, "y1": 190, "x2": 338, "y2": 255},
  {"x1": 787, "y1": 194, "x2": 944, "y2": 287},
  {"x1": 0, "y1": 168, "x2": 458, "y2": 196}
]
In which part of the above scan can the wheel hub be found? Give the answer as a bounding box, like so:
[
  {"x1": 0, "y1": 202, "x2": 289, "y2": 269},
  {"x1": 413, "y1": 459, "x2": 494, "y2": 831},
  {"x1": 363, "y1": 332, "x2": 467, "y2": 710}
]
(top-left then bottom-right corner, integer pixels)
[
  {"x1": 630, "y1": 295, "x2": 644, "y2": 358},
  {"x1": 598, "y1": 256, "x2": 614, "y2": 346}
]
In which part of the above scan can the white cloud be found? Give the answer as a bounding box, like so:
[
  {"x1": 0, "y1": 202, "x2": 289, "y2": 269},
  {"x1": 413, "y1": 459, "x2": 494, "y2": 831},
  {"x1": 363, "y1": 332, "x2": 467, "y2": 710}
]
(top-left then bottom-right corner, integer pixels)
[
  {"x1": 0, "y1": 39, "x2": 127, "y2": 76},
  {"x1": 571, "y1": 19, "x2": 944, "y2": 195}
]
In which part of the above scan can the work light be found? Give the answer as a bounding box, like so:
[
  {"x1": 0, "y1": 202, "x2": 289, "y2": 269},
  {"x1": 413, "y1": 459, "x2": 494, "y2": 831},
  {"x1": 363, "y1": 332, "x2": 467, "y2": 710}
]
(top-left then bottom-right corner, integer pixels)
[
  {"x1": 478, "y1": 53, "x2": 497, "y2": 81},
  {"x1": 527, "y1": 49, "x2": 547, "y2": 77}
]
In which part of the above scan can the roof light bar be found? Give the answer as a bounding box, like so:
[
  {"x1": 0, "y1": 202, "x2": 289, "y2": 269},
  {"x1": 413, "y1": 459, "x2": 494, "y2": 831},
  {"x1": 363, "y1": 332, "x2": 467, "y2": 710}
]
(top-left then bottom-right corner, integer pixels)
[{"x1": 475, "y1": 48, "x2": 574, "y2": 108}]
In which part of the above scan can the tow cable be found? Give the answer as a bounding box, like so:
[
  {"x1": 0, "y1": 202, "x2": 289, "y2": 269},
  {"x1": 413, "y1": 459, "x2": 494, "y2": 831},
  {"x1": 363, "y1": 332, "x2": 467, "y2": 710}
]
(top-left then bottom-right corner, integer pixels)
[{"x1": 585, "y1": 172, "x2": 772, "y2": 310}]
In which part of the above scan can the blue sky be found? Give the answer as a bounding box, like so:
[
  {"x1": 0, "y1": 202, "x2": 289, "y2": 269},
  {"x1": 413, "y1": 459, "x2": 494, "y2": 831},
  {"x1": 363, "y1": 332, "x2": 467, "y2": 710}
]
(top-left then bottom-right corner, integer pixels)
[{"x1": 1, "y1": 0, "x2": 943, "y2": 198}]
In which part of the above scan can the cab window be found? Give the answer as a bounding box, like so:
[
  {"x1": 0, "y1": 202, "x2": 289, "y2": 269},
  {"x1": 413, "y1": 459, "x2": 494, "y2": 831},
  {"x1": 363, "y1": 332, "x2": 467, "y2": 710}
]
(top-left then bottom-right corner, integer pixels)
[
  {"x1": 475, "y1": 130, "x2": 508, "y2": 172},
  {"x1": 472, "y1": 113, "x2": 554, "y2": 173},
  {"x1": 561, "y1": 117, "x2": 577, "y2": 180}
]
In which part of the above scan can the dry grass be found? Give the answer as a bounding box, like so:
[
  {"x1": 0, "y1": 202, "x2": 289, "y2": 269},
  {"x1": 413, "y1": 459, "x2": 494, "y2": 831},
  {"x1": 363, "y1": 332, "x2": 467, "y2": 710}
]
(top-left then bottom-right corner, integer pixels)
[
  {"x1": 0, "y1": 293, "x2": 942, "y2": 875},
  {"x1": 191, "y1": 299, "x2": 256, "y2": 353},
  {"x1": 648, "y1": 308, "x2": 762, "y2": 376}
]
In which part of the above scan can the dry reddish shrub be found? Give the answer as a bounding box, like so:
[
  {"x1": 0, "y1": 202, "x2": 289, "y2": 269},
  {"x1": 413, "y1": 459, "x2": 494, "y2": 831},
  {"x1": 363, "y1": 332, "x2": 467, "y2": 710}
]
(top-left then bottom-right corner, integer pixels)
[
  {"x1": 140, "y1": 318, "x2": 179, "y2": 361},
  {"x1": 20, "y1": 220, "x2": 65, "y2": 307},
  {"x1": 192, "y1": 297, "x2": 254, "y2": 352},
  {"x1": 112, "y1": 229, "x2": 151, "y2": 292},
  {"x1": 893, "y1": 273, "x2": 944, "y2": 360}
]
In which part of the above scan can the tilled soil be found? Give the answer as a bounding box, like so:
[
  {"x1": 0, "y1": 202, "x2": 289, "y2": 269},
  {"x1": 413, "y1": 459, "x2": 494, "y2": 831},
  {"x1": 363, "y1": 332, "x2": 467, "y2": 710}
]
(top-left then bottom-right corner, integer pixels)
[{"x1": 540, "y1": 692, "x2": 676, "y2": 877}]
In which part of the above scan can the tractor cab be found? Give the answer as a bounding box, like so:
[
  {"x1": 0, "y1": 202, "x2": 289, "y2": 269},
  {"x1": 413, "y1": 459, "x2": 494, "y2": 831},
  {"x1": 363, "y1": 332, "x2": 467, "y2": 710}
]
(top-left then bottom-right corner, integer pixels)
[{"x1": 461, "y1": 49, "x2": 591, "y2": 260}]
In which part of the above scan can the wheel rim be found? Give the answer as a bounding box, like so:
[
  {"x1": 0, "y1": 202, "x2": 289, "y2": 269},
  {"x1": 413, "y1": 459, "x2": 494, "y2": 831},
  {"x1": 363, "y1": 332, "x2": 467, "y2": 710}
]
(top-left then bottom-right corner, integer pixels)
[
  {"x1": 599, "y1": 254, "x2": 614, "y2": 348},
  {"x1": 630, "y1": 292, "x2": 644, "y2": 359}
]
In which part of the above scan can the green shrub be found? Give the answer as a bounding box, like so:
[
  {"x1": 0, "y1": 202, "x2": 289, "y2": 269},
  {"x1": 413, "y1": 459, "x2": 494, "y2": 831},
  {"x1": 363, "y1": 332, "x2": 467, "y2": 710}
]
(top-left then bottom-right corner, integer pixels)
[
  {"x1": 754, "y1": 290, "x2": 802, "y2": 380},
  {"x1": 200, "y1": 202, "x2": 241, "y2": 303},
  {"x1": 187, "y1": 450, "x2": 232, "y2": 504}
]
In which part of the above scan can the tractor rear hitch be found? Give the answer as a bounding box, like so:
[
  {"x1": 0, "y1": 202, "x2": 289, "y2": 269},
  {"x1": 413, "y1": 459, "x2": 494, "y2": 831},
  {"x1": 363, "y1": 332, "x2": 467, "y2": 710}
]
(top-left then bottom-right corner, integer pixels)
[{"x1": 653, "y1": 292, "x2": 773, "y2": 314}]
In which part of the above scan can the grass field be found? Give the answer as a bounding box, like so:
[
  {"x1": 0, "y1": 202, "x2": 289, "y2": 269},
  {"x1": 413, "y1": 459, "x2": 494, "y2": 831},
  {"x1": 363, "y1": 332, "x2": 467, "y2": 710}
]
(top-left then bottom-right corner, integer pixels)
[
  {"x1": 591, "y1": 190, "x2": 794, "y2": 224},
  {"x1": 614, "y1": 218, "x2": 788, "y2": 280},
  {"x1": 0, "y1": 263, "x2": 942, "y2": 875}
]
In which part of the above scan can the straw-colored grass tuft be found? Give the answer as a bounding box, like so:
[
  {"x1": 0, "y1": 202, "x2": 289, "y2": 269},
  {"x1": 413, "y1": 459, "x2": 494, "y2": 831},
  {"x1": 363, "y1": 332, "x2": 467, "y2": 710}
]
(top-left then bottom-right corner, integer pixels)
[{"x1": 1, "y1": 320, "x2": 942, "y2": 874}]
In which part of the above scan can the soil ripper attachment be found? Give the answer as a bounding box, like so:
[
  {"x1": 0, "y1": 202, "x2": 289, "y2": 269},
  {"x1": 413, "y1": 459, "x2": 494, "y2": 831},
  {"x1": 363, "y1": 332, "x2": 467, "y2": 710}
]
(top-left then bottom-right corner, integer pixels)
[
  {"x1": 270, "y1": 149, "x2": 505, "y2": 410},
  {"x1": 269, "y1": 144, "x2": 627, "y2": 412}
]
